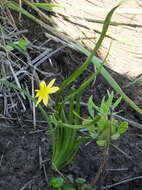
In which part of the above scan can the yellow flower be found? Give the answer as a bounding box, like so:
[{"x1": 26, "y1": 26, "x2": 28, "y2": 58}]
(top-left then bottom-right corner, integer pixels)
[{"x1": 35, "y1": 79, "x2": 59, "y2": 106}]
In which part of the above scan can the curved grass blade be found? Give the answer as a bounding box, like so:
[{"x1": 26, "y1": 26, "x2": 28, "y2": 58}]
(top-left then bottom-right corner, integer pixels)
[
  {"x1": 32, "y1": 3, "x2": 63, "y2": 8},
  {"x1": 56, "y1": 1, "x2": 128, "y2": 103},
  {"x1": 72, "y1": 42, "x2": 142, "y2": 115}
]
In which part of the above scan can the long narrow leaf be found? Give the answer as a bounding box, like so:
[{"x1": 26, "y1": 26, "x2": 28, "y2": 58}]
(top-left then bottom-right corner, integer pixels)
[
  {"x1": 56, "y1": 1, "x2": 125, "y2": 103},
  {"x1": 72, "y1": 43, "x2": 142, "y2": 115},
  {"x1": 32, "y1": 3, "x2": 63, "y2": 8}
]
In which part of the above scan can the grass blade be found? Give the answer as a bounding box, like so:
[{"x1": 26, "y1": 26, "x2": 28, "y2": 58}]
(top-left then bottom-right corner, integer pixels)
[
  {"x1": 56, "y1": 2, "x2": 122, "y2": 103},
  {"x1": 72, "y1": 42, "x2": 142, "y2": 115}
]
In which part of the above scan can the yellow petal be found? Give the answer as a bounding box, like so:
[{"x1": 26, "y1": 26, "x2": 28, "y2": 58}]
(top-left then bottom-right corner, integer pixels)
[
  {"x1": 35, "y1": 79, "x2": 59, "y2": 107},
  {"x1": 43, "y1": 95, "x2": 49, "y2": 106},
  {"x1": 35, "y1": 93, "x2": 39, "y2": 98},
  {"x1": 47, "y1": 79, "x2": 55, "y2": 88},
  {"x1": 40, "y1": 81, "x2": 46, "y2": 89},
  {"x1": 36, "y1": 96, "x2": 43, "y2": 106},
  {"x1": 35, "y1": 90, "x2": 40, "y2": 97},
  {"x1": 48, "y1": 87, "x2": 59, "y2": 94}
]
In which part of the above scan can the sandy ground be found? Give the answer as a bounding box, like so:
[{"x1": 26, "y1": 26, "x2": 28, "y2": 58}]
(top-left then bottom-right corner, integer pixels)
[{"x1": 52, "y1": 0, "x2": 142, "y2": 77}]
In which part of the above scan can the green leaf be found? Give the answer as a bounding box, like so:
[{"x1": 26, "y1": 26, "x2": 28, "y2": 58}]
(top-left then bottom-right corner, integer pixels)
[
  {"x1": 86, "y1": 125, "x2": 95, "y2": 133},
  {"x1": 111, "y1": 133, "x2": 120, "y2": 140},
  {"x1": 69, "y1": 87, "x2": 76, "y2": 124},
  {"x1": 100, "y1": 103, "x2": 109, "y2": 115},
  {"x1": 73, "y1": 42, "x2": 142, "y2": 115},
  {"x1": 49, "y1": 177, "x2": 64, "y2": 188},
  {"x1": 112, "y1": 96, "x2": 122, "y2": 110},
  {"x1": 32, "y1": 3, "x2": 63, "y2": 8},
  {"x1": 111, "y1": 118, "x2": 118, "y2": 134},
  {"x1": 63, "y1": 184, "x2": 76, "y2": 190},
  {"x1": 82, "y1": 118, "x2": 92, "y2": 125},
  {"x1": 77, "y1": 137, "x2": 91, "y2": 143},
  {"x1": 75, "y1": 177, "x2": 86, "y2": 184},
  {"x1": 88, "y1": 96, "x2": 95, "y2": 118},
  {"x1": 73, "y1": 111, "x2": 86, "y2": 121},
  {"x1": 5, "y1": 39, "x2": 29, "y2": 51},
  {"x1": 56, "y1": 1, "x2": 121, "y2": 104},
  {"x1": 117, "y1": 122, "x2": 128, "y2": 134},
  {"x1": 83, "y1": 116, "x2": 100, "y2": 128},
  {"x1": 13, "y1": 39, "x2": 28, "y2": 51},
  {"x1": 97, "y1": 140, "x2": 107, "y2": 146},
  {"x1": 4, "y1": 45, "x2": 14, "y2": 51},
  {"x1": 49, "y1": 115, "x2": 58, "y2": 125},
  {"x1": 58, "y1": 122, "x2": 84, "y2": 129},
  {"x1": 90, "y1": 131, "x2": 97, "y2": 139},
  {"x1": 106, "y1": 91, "x2": 114, "y2": 107}
]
